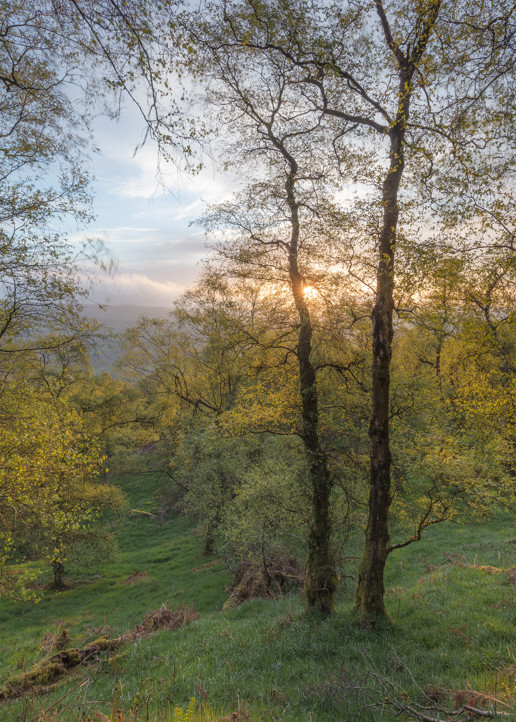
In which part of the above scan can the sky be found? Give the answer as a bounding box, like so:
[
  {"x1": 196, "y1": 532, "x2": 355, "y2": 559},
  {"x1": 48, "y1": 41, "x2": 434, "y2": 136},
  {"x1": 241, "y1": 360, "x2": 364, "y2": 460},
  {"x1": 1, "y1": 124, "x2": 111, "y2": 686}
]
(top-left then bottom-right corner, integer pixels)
[{"x1": 78, "y1": 104, "x2": 234, "y2": 308}]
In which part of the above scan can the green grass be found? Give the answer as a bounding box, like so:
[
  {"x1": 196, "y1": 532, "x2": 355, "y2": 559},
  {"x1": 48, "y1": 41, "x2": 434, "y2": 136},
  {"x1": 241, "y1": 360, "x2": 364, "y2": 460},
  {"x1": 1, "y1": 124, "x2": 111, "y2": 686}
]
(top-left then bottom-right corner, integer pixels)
[{"x1": 0, "y1": 471, "x2": 514, "y2": 721}]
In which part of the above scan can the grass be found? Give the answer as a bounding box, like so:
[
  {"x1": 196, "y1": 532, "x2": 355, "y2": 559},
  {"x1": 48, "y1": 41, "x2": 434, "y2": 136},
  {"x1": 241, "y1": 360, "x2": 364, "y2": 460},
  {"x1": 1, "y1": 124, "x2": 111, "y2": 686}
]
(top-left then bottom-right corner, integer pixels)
[{"x1": 0, "y1": 469, "x2": 514, "y2": 721}]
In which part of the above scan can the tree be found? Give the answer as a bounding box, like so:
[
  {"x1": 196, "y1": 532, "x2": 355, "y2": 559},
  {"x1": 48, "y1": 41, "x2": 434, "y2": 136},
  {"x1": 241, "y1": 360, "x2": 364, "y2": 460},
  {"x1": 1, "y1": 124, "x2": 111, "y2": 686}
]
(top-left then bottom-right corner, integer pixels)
[
  {"x1": 0, "y1": 382, "x2": 123, "y2": 596},
  {"x1": 183, "y1": 15, "x2": 387, "y2": 611},
  {"x1": 122, "y1": 276, "x2": 270, "y2": 552},
  {"x1": 123, "y1": 273, "x2": 367, "y2": 592},
  {"x1": 0, "y1": 2, "x2": 95, "y2": 355},
  {"x1": 192, "y1": 0, "x2": 516, "y2": 621},
  {"x1": 0, "y1": 0, "x2": 199, "y2": 362}
]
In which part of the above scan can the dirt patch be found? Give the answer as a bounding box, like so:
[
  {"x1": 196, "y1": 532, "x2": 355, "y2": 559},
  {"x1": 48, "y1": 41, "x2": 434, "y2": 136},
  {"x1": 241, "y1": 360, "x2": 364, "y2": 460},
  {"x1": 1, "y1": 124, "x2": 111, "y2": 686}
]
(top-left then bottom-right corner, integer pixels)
[
  {"x1": 425, "y1": 564, "x2": 441, "y2": 573},
  {"x1": 223, "y1": 564, "x2": 271, "y2": 611},
  {"x1": 443, "y1": 551, "x2": 467, "y2": 564},
  {"x1": 123, "y1": 570, "x2": 150, "y2": 584},
  {"x1": 0, "y1": 605, "x2": 199, "y2": 702},
  {"x1": 507, "y1": 567, "x2": 516, "y2": 584},
  {"x1": 426, "y1": 684, "x2": 513, "y2": 710}
]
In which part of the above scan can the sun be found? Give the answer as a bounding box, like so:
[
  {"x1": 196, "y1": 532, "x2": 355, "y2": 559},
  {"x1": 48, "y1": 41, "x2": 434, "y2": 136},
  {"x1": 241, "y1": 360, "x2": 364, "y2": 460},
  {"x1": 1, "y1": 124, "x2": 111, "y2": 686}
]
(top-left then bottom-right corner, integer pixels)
[{"x1": 303, "y1": 285, "x2": 318, "y2": 301}]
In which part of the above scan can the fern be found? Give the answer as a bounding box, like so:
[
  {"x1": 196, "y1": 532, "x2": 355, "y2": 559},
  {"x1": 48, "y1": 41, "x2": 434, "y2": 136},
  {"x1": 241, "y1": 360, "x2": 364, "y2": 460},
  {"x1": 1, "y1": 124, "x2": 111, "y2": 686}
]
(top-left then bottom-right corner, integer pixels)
[{"x1": 172, "y1": 697, "x2": 197, "y2": 721}]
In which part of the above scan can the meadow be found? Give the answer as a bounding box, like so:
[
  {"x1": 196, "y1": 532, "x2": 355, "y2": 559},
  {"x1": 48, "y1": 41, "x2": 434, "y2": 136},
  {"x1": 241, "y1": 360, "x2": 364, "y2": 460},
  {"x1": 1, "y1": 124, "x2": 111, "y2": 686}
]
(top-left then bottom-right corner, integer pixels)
[{"x1": 0, "y1": 471, "x2": 514, "y2": 721}]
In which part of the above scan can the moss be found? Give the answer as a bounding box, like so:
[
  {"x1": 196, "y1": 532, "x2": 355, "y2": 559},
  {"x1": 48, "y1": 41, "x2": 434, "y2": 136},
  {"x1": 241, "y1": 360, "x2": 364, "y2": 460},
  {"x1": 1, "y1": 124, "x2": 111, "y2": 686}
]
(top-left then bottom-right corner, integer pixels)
[
  {"x1": 54, "y1": 628, "x2": 70, "y2": 649},
  {"x1": 88, "y1": 635, "x2": 114, "y2": 651},
  {"x1": 354, "y1": 540, "x2": 389, "y2": 623},
  {"x1": 60, "y1": 649, "x2": 83, "y2": 666},
  {"x1": 0, "y1": 649, "x2": 85, "y2": 700},
  {"x1": 0, "y1": 659, "x2": 69, "y2": 699},
  {"x1": 305, "y1": 534, "x2": 338, "y2": 617},
  {"x1": 26, "y1": 661, "x2": 65, "y2": 686},
  {"x1": 107, "y1": 652, "x2": 127, "y2": 664},
  {"x1": 0, "y1": 608, "x2": 195, "y2": 701}
]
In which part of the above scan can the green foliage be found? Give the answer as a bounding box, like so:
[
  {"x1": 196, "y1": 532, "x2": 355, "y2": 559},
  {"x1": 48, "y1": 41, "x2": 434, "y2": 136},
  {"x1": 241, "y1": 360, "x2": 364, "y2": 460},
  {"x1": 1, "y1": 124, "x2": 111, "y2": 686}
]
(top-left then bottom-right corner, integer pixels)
[
  {"x1": 387, "y1": 240, "x2": 516, "y2": 539},
  {"x1": 172, "y1": 697, "x2": 197, "y2": 721},
  {"x1": 123, "y1": 274, "x2": 369, "y2": 585},
  {"x1": 72, "y1": 371, "x2": 160, "y2": 463},
  {"x1": 222, "y1": 438, "x2": 310, "y2": 560},
  {"x1": 172, "y1": 427, "x2": 311, "y2": 562},
  {"x1": 0, "y1": 382, "x2": 124, "y2": 596}
]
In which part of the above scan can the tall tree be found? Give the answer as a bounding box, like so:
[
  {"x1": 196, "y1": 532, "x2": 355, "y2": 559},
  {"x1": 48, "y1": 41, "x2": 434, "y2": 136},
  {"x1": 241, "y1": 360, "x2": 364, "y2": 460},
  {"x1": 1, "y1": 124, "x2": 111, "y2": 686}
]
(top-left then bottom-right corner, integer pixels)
[
  {"x1": 188, "y1": 21, "x2": 373, "y2": 612},
  {"x1": 202, "y1": 0, "x2": 516, "y2": 621}
]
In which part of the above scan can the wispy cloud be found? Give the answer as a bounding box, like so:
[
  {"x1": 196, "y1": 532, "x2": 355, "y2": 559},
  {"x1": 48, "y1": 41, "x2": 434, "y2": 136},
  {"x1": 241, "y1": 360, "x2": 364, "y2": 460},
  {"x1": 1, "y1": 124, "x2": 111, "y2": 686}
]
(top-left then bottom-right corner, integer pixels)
[
  {"x1": 76, "y1": 102, "x2": 243, "y2": 305},
  {"x1": 87, "y1": 272, "x2": 186, "y2": 306}
]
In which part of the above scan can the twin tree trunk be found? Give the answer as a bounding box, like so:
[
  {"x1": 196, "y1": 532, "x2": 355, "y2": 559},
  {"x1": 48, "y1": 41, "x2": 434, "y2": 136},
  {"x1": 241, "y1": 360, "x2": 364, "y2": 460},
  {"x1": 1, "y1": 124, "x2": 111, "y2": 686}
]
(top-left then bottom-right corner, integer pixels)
[
  {"x1": 354, "y1": 3, "x2": 440, "y2": 614},
  {"x1": 354, "y1": 0, "x2": 441, "y2": 619}
]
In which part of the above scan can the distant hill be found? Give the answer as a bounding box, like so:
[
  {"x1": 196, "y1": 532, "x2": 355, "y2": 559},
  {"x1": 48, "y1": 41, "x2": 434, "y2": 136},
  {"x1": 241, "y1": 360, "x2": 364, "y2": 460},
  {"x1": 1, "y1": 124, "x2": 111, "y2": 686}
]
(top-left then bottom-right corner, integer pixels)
[
  {"x1": 84, "y1": 304, "x2": 172, "y2": 332},
  {"x1": 84, "y1": 304, "x2": 173, "y2": 372}
]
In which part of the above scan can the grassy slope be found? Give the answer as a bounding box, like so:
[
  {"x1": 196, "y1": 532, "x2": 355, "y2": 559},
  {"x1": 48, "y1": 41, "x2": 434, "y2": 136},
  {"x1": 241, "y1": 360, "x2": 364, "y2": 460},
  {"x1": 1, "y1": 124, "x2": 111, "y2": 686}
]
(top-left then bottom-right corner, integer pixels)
[{"x1": 0, "y1": 471, "x2": 514, "y2": 721}]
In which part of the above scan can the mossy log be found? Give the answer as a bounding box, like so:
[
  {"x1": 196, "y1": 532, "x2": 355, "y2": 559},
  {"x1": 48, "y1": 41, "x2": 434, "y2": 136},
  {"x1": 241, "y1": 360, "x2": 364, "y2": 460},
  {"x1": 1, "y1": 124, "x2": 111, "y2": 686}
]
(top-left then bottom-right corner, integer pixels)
[
  {"x1": 0, "y1": 605, "x2": 199, "y2": 702},
  {"x1": 0, "y1": 637, "x2": 116, "y2": 700}
]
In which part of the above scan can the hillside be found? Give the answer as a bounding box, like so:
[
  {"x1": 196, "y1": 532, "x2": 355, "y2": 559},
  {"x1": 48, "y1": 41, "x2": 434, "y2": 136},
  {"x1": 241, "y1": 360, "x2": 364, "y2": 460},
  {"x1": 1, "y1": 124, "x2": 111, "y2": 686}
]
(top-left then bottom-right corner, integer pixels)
[{"x1": 0, "y1": 467, "x2": 514, "y2": 721}]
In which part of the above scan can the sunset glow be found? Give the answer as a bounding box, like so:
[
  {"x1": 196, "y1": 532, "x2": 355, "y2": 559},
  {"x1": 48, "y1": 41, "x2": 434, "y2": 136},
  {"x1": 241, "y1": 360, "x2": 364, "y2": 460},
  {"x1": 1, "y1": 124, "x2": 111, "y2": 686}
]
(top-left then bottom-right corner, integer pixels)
[{"x1": 303, "y1": 285, "x2": 318, "y2": 301}]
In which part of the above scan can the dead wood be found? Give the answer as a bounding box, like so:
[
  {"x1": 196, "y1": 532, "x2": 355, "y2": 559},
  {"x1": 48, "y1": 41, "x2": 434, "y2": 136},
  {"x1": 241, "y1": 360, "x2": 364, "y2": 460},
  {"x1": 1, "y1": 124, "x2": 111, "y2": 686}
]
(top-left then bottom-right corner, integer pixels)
[
  {"x1": 0, "y1": 604, "x2": 199, "y2": 702},
  {"x1": 222, "y1": 557, "x2": 304, "y2": 611}
]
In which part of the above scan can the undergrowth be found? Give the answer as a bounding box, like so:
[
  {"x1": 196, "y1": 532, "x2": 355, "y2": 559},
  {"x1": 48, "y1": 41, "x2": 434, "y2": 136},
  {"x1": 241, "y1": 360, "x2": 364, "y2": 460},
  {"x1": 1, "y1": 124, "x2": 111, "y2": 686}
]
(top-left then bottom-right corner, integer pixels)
[{"x1": 0, "y1": 471, "x2": 514, "y2": 721}]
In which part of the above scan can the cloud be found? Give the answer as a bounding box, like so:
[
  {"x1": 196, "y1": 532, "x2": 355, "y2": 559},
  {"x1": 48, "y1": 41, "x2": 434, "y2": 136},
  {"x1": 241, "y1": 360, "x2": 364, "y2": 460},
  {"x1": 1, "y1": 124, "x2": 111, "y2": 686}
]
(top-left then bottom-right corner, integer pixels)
[
  {"x1": 87, "y1": 272, "x2": 186, "y2": 306},
  {"x1": 74, "y1": 103, "x2": 244, "y2": 306},
  {"x1": 92, "y1": 105, "x2": 239, "y2": 204},
  {"x1": 172, "y1": 198, "x2": 205, "y2": 220},
  {"x1": 88, "y1": 226, "x2": 161, "y2": 233}
]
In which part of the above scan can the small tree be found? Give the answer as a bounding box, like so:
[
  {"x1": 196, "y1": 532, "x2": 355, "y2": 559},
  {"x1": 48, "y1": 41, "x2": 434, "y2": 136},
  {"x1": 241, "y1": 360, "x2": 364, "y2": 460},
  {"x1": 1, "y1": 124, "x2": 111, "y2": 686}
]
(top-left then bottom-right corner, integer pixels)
[{"x1": 0, "y1": 383, "x2": 123, "y2": 596}]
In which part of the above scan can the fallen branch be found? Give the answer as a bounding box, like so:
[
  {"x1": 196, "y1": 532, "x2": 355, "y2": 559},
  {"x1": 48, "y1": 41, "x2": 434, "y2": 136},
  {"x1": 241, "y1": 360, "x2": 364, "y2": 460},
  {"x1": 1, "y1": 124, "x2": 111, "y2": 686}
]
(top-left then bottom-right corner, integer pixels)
[
  {"x1": 463, "y1": 705, "x2": 511, "y2": 719},
  {"x1": 359, "y1": 651, "x2": 514, "y2": 721},
  {"x1": 0, "y1": 605, "x2": 199, "y2": 702},
  {"x1": 403, "y1": 703, "x2": 511, "y2": 721}
]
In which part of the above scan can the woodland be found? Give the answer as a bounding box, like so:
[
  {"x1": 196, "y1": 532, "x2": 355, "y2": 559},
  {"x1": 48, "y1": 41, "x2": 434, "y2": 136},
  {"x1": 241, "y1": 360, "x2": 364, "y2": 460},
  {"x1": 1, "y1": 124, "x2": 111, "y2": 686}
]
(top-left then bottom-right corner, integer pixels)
[{"x1": 0, "y1": 0, "x2": 515, "y2": 720}]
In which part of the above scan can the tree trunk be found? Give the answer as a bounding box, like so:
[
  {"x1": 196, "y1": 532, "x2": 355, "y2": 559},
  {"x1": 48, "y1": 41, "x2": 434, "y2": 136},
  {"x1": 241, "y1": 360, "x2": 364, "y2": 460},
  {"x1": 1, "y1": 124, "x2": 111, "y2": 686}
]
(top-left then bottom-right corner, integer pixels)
[
  {"x1": 285, "y1": 172, "x2": 337, "y2": 616},
  {"x1": 203, "y1": 523, "x2": 216, "y2": 556},
  {"x1": 354, "y1": 0, "x2": 441, "y2": 619},
  {"x1": 355, "y1": 72, "x2": 409, "y2": 623},
  {"x1": 298, "y1": 309, "x2": 337, "y2": 615},
  {"x1": 304, "y1": 446, "x2": 337, "y2": 616},
  {"x1": 50, "y1": 560, "x2": 66, "y2": 591}
]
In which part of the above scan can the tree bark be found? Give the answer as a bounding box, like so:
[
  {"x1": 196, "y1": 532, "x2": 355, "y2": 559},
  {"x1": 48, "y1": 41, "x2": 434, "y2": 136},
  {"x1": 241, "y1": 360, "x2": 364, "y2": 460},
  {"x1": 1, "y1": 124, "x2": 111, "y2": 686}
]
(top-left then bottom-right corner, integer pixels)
[
  {"x1": 203, "y1": 521, "x2": 216, "y2": 555},
  {"x1": 50, "y1": 560, "x2": 66, "y2": 591},
  {"x1": 355, "y1": 1, "x2": 441, "y2": 621},
  {"x1": 355, "y1": 66, "x2": 409, "y2": 621},
  {"x1": 285, "y1": 172, "x2": 337, "y2": 616}
]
